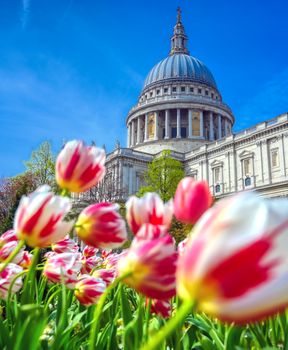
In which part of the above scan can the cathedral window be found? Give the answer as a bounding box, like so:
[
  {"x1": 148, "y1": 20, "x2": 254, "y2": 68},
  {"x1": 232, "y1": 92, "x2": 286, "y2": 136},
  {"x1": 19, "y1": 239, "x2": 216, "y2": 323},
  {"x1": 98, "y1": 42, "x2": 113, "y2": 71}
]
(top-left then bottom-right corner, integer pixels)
[
  {"x1": 150, "y1": 92, "x2": 153, "y2": 97},
  {"x1": 214, "y1": 167, "x2": 221, "y2": 183},
  {"x1": 181, "y1": 86, "x2": 186, "y2": 92},
  {"x1": 156, "y1": 89, "x2": 160, "y2": 95},
  {"x1": 181, "y1": 127, "x2": 187, "y2": 138},
  {"x1": 171, "y1": 127, "x2": 177, "y2": 138},
  {"x1": 164, "y1": 87, "x2": 168, "y2": 93},
  {"x1": 271, "y1": 149, "x2": 279, "y2": 168},
  {"x1": 244, "y1": 177, "x2": 251, "y2": 187},
  {"x1": 215, "y1": 184, "x2": 221, "y2": 193},
  {"x1": 205, "y1": 90, "x2": 209, "y2": 96},
  {"x1": 190, "y1": 87, "x2": 194, "y2": 92},
  {"x1": 211, "y1": 93, "x2": 214, "y2": 99},
  {"x1": 172, "y1": 86, "x2": 177, "y2": 92},
  {"x1": 198, "y1": 88, "x2": 202, "y2": 94},
  {"x1": 243, "y1": 158, "x2": 252, "y2": 176}
]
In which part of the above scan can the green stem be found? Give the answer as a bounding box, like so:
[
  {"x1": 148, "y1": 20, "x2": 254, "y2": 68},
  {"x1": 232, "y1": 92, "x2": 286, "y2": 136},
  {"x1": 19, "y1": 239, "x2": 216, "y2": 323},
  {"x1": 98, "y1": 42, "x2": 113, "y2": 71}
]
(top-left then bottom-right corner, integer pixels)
[
  {"x1": 88, "y1": 273, "x2": 131, "y2": 350},
  {"x1": 60, "y1": 188, "x2": 70, "y2": 197},
  {"x1": 21, "y1": 248, "x2": 40, "y2": 304},
  {"x1": 140, "y1": 300, "x2": 194, "y2": 350},
  {"x1": 144, "y1": 298, "x2": 152, "y2": 343},
  {"x1": 0, "y1": 240, "x2": 25, "y2": 273}
]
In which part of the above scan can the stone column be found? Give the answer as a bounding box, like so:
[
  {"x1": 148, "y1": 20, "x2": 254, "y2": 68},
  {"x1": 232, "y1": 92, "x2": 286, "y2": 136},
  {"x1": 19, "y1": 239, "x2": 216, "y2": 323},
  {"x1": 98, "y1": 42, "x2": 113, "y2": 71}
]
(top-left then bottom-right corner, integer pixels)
[
  {"x1": 154, "y1": 111, "x2": 159, "y2": 140},
  {"x1": 225, "y1": 118, "x2": 229, "y2": 136},
  {"x1": 218, "y1": 114, "x2": 222, "y2": 139},
  {"x1": 177, "y1": 109, "x2": 181, "y2": 138},
  {"x1": 127, "y1": 123, "x2": 131, "y2": 147},
  {"x1": 209, "y1": 112, "x2": 214, "y2": 141},
  {"x1": 165, "y1": 110, "x2": 170, "y2": 139},
  {"x1": 131, "y1": 120, "x2": 135, "y2": 146},
  {"x1": 200, "y1": 110, "x2": 204, "y2": 138},
  {"x1": 136, "y1": 117, "x2": 141, "y2": 144},
  {"x1": 188, "y1": 109, "x2": 192, "y2": 138},
  {"x1": 144, "y1": 113, "x2": 148, "y2": 141}
]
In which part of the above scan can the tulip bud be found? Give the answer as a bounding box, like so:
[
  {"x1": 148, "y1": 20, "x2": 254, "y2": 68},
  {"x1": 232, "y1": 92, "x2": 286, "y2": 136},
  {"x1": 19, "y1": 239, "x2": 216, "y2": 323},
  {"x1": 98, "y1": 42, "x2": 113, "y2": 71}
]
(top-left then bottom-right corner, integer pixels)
[
  {"x1": 0, "y1": 263, "x2": 23, "y2": 300},
  {"x1": 52, "y1": 235, "x2": 79, "y2": 253},
  {"x1": 75, "y1": 203, "x2": 127, "y2": 249},
  {"x1": 174, "y1": 177, "x2": 212, "y2": 224},
  {"x1": 75, "y1": 275, "x2": 106, "y2": 306},
  {"x1": 44, "y1": 252, "x2": 82, "y2": 289},
  {"x1": 177, "y1": 192, "x2": 288, "y2": 323},
  {"x1": 0, "y1": 230, "x2": 18, "y2": 246},
  {"x1": 93, "y1": 268, "x2": 115, "y2": 286},
  {"x1": 126, "y1": 193, "x2": 173, "y2": 235},
  {"x1": 56, "y1": 140, "x2": 106, "y2": 193},
  {"x1": 14, "y1": 185, "x2": 73, "y2": 248},
  {"x1": 118, "y1": 234, "x2": 177, "y2": 299}
]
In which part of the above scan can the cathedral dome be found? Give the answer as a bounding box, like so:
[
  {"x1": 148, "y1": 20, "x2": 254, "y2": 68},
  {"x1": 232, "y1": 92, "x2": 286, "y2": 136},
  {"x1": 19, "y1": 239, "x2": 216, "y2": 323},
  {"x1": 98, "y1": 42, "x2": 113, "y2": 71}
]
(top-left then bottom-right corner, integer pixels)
[{"x1": 143, "y1": 54, "x2": 217, "y2": 90}]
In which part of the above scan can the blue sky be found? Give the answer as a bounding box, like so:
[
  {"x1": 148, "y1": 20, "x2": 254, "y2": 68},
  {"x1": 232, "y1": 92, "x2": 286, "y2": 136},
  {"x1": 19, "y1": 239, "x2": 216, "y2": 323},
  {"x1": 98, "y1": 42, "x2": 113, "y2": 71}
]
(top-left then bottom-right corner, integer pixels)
[{"x1": 1, "y1": 0, "x2": 288, "y2": 177}]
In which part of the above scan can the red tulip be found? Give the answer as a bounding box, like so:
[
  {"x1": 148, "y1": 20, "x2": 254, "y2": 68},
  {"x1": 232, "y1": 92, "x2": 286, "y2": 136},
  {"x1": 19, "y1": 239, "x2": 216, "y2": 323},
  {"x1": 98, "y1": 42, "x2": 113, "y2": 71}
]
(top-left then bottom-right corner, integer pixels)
[
  {"x1": 83, "y1": 245, "x2": 98, "y2": 258},
  {"x1": 177, "y1": 192, "x2": 288, "y2": 323},
  {"x1": 75, "y1": 203, "x2": 127, "y2": 249},
  {"x1": 174, "y1": 177, "x2": 213, "y2": 224},
  {"x1": 93, "y1": 268, "x2": 115, "y2": 286},
  {"x1": 0, "y1": 230, "x2": 18, "y2": 246},
  {"x1": 126, "y1": 193, "x2": 173, "y2": 235},
  {"x1": 75, "y1": 275, "x2": 106, "y2": 306},
  {"x1": 14, "y1": 185, "x2": 73, "y2": 248},
  {"x1": 56, "y1": 140, "x2": 106, "y2": 193},
  {"x1": 118, "y1": 234, "x2": 177, "y2": 299}
]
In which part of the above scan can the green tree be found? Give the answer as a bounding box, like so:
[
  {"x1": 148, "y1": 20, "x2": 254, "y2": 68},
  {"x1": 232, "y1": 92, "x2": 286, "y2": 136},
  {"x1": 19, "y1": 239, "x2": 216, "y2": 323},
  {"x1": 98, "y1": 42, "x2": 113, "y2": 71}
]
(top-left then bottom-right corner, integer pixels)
[
  {"x1": 137, "y1": 150, "x2": 184, "y2": 202},
  {"x1": 24, "y1": 141, "x2": 56, "y2": 187}
]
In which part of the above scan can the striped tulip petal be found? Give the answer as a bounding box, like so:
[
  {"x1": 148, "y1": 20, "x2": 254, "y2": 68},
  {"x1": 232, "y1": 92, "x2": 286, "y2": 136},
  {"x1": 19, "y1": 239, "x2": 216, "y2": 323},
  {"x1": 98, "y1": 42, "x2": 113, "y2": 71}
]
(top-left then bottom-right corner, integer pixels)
[
  {"x1": 177, "y1": 192, "x2": 288, "y2": 323},
  {"x1": 75, "y1": 203, "x2": 127, "y2": 249},
  {"x1": 14, "y1": 185, "x2": 73, "y2": 248},
  {"x1": 126, "y1": 193, "x2": 173, "y2": 235},
  {"x1": 0, "y1": 263, "x2": 23, "y2": 300},
  {"x1": 118, "y1": 234, "x2": 177, "y2": 299},
  {"x1": 56, "y1": 140, "x2": 106, "y2": 193},
  {"x1": 75, "y1": 275, "x2": 106, "y2": 306}
]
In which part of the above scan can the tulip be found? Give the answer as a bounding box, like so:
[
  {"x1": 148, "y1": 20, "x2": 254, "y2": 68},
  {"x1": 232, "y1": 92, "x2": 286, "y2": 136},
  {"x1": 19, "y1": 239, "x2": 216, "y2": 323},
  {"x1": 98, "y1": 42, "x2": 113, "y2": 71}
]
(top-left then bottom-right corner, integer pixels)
[
  {"x1": 126, "y1": 193, "x2": 173, "y2": 235},
  {"x1": 83, "y1": 245, "x2": 98, "y2": 258},
  {"x1": 0, "y1": 263, "x2": 23, "y2": 300},
  {"x1": 0, "y1": 241, "x2": 25, "y2": 264},
  {"x1": 43, "y1": 252, "x2": 82, "y2": 289},
  {"x1": 118, "y1": 234, "x2": 177, "y2": 299},
  {"x1": 174, "y1": 177, "x2": 213, "y2": 225},
  {"x1": 150, "y1": 299, "x2": 171, "y2": 318},
  {"x1": 75, "y1": 203, "x2": 127, "y2": 249},
  {"x1": 52, "y1": 235, "x2": 79, "y2": 253},
  {"x1": 56, "y1": 140, "x2": 106, "y2": 193},
  {"x1": 101, "y1": 249, "x2": 112, "y2": 259},
  {"x1": 75, "y1": 275, "x2": 106, "y2": 306},
  {"x1": 177, "y1": 192, "x2": 288, "y2": 323},
  {"x1": 14, "y1": 185, "x2": 73, "y2": 248},
  {"x1": 81, "y1": 255, "x2": 103, "y2": 274},
  {"x1": 0, "y1": 230, "x2": 18, "y2": 246},
  {"x1": 18, "y1": 251, "x2": 33, "y2": 269},
  {"x1": 136, "y1": 224, "x2": 168, "y2": 240},
  {"x1": 93, "y1": 269, "x2": 115, "y2": 286}
]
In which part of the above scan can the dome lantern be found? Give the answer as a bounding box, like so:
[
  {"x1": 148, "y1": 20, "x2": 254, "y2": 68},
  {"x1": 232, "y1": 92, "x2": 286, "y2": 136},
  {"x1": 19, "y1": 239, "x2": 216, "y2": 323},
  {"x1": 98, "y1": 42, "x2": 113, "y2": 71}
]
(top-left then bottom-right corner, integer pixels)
[{"x1": 170, "y1": 7, "x2": 189, "y2": 56}]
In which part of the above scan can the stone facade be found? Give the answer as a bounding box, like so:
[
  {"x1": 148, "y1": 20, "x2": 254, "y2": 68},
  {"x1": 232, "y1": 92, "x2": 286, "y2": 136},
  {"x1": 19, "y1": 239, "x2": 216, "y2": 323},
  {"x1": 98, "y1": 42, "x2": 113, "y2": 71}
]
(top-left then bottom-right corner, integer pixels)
[{"x1": 101, "y1": 9, "x2": 288, "y2": 201}]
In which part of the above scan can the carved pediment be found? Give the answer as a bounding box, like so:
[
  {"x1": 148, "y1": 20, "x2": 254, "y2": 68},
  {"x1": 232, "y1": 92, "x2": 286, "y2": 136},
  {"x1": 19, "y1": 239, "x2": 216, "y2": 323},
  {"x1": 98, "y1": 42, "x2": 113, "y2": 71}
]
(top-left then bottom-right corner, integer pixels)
[
  {"x1": 210, "y1": 159, "x2": 223, "y2": 168},
  {"x1": 238, "y1": 150, "x2": 254, "y2": 159}
]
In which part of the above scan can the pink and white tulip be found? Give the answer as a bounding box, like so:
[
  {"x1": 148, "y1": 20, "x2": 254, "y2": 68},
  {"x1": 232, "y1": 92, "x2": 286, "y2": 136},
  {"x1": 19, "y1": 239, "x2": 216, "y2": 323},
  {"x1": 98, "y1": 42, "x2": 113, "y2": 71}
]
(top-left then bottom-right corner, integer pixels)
[
  {"x1": 56, "y1": 140, "x2": 106, "y2": 193},
  {"x1": 174, "y1": 177, "x2": 213, "y2": 224},
  {"x1": 150, "y1": 299, "x2": 171, "y2": 318},
  {"x1": 126, "y1": 193, "x2": 173, "y2": 235},
  {"x1": 52, "y1": 235, "x2": 79, "y2": 253},
  {"x1": 118, "y1": 234, "x2": 177, "y2": 299},
  {"x1": 83, "y1": 245, "x2": 98, "y2": 258},
  {"x1": 81, "y1": 255, "x2": 103, "y2": 274},
  {"x1": 75, "y1": 275, "x2": 106, "y2": 306},
  {"x1": 0, "y1": 241, "x2": 25, "y2": 264},
  {"x1": 0, "y1": 230, "x2": 18, "y2": 246},
  {"x1": 177, "y1": 192, "x2": 288, "y2": 323},
  {"x1": 75, "y1": 203, "x2": 127, "y2": 249},
  {"x1": 136, "y1": 224, "x2": 168, "y2": 241},
  {"x1": 0, "y1": 263, "x2": 23, "y2": 300},
  {"x1": 14, "y1": 186, "x2": 73, "y2": 248},
  {"x1": 44, "y1": 252, "x2": 82, "y2": 289},
  {"x1": 93, "y1": 269, "x2": 116, "y2": 286}
]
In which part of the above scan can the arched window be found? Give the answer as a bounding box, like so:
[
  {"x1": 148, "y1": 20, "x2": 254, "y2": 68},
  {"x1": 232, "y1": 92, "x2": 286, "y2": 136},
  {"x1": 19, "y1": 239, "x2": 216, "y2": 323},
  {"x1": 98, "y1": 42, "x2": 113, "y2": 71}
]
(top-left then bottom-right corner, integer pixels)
[
  {"x1": 244, "y1": 177, "x2": 251, "y2": 187},
  {"x1": 215, "y1": 184, "x2": 221, "y2": 193}
]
